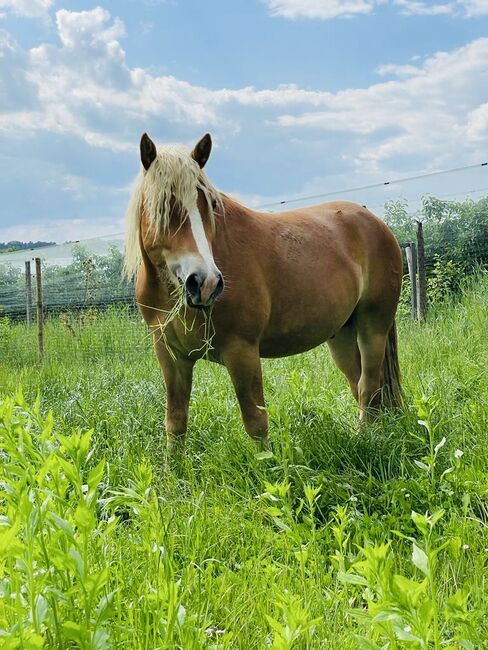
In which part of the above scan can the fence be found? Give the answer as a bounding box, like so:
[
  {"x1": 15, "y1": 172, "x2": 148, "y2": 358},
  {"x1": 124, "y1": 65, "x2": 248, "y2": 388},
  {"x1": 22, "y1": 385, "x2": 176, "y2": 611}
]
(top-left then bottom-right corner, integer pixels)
[{"x1": 1, "y1": 166, "x2": 488, "y2": 363}]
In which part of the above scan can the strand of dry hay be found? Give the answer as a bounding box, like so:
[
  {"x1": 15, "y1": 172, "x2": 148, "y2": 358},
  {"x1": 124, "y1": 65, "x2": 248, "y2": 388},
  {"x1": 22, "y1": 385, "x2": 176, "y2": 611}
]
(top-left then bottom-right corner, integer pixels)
[{"x1": 139, "y1": 286, "x2": 216, "y2": 361}]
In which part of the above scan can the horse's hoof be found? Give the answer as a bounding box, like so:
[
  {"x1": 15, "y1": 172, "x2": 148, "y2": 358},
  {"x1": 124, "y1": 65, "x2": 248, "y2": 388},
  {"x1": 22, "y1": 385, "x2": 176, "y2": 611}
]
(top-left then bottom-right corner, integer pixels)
[
  {"x1": 166, "y1": 436, "x2": 185, "y2": 456},
  {"x1": 254, "y1": 435, "x2": 270, "y2": 451}
]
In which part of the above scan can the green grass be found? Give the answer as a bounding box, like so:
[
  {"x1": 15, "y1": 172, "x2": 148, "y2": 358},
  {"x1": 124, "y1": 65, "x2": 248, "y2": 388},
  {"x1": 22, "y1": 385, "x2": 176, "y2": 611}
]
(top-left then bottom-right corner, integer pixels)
[{"x1": 0, "y1": 276, "x2": 487, "y2": 648}]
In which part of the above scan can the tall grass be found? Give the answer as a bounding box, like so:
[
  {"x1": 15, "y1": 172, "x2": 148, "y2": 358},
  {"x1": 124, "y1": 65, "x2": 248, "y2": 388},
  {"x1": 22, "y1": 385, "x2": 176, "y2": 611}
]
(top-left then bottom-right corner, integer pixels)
[{"x1": 0, "y1": 274, "x2": 487, "y2": 648}]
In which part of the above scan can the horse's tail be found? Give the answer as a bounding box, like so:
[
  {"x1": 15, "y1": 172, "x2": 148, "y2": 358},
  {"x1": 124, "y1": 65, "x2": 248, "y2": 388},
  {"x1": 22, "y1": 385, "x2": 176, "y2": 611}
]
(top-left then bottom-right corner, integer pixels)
[{"x1": 382, "y1": 320, "x2": 403, "y2": 408}]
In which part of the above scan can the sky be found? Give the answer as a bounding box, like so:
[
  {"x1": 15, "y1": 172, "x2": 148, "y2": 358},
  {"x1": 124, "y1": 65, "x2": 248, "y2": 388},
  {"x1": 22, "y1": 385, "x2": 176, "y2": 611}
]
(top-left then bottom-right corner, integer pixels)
[{"x1": 0, "y1": 0, "x2": 487, "y2": 243}]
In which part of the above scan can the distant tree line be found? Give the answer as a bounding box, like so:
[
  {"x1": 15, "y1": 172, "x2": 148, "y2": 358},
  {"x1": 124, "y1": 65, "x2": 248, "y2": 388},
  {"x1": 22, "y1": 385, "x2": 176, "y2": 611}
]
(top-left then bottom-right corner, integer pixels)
[
  {"x1": 0, "y1": 195, "x2": 487, "y2": 320},
  {"x1": 0, "y1": 241, "x2": 55, "y2": 254}
]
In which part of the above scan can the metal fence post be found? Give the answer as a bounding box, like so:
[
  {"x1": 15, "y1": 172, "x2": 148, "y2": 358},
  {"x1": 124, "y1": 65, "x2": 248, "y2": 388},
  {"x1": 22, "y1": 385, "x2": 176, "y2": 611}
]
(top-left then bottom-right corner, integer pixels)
[
  {"x1": 25, "y1": 260, "x2": 32, "y2": 325},
  {"x1": 35, "y1": 257, "x2": 44, "y2": 361}
]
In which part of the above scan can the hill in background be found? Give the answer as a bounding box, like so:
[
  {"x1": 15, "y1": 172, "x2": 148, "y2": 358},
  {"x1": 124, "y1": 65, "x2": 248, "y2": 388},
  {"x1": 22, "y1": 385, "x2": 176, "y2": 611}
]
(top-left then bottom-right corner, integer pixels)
[{"x1": 0, "y1": 241, "x2": 55, "y2": 254}]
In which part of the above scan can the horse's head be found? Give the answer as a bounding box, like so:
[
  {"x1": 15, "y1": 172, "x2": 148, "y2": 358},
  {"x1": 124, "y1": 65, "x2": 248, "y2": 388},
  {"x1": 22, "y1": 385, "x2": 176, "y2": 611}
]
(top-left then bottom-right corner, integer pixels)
[{"x1": 126, "y1": 133, "x2": 224, "y2": 309}]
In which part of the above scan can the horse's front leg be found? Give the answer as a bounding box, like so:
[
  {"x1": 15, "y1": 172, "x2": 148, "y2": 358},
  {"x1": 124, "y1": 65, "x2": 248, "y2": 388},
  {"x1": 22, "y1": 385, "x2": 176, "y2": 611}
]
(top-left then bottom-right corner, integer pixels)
[
  {"x1": 223, "y1": 339, "x2": 269, "y2": 445},
  {"x1": 154, "y1": 339, "x2": 194, "y2": 451}
]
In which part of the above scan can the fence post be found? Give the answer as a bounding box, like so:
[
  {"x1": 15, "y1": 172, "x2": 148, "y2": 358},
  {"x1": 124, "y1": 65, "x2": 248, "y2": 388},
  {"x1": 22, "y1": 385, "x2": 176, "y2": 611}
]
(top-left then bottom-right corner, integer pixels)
[
  {"x1": 25, "y1": 260, "x2": 32, "y2": 325},
  {"x1": 405, "y1": 243, "x2": 418, "y2": 320},
  {"x1": 35, "y1": 257, "x2": 44, "y2": 361},
  {"x1": 416, "y1": 220, "x2": 427, "y2": 321}
]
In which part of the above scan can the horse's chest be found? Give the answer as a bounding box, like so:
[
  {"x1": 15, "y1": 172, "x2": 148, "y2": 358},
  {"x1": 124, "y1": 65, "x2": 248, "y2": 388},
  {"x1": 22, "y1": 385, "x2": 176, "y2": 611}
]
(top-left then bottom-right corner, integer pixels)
[{"x1": 160, "y1": 315, "x2": 216, "y2": 361}]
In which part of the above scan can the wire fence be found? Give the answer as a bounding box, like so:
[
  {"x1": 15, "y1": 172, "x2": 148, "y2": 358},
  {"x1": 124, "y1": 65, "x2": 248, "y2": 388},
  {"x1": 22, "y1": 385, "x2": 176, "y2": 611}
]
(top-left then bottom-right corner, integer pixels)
[{"x1": 1, "y1": 165, "x2": 487, "y2": 364}]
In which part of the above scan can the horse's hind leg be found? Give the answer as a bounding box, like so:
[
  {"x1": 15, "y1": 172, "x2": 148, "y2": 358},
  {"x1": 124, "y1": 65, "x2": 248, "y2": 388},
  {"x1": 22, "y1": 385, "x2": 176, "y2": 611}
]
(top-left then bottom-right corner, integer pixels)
[
  {"x1": 355, "y1": 311, "x2": 391, "y2": 419},
  {"x1": 327, "y1": 321, "x2": 361, "y2": 403}
]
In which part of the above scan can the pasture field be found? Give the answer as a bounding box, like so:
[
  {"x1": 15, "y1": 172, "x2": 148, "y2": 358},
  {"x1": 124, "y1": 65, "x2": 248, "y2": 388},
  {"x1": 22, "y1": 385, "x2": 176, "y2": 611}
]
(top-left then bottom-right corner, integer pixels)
[{"x1": 0, "y1": 275, "x2": 487, "y2": 649}]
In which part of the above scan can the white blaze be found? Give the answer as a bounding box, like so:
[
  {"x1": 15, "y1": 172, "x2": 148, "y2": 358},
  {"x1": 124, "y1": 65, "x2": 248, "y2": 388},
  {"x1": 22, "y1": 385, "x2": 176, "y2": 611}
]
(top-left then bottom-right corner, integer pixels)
[{"x1": 189, "y1": 208, "x2": 217, "y2": 271}]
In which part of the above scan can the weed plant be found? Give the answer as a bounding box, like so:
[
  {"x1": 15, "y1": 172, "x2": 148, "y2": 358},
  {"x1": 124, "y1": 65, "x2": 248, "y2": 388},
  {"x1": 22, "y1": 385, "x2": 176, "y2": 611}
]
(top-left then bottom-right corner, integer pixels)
[{"x1": 0, "y1": 275, "x2": 487, "y2": 648}]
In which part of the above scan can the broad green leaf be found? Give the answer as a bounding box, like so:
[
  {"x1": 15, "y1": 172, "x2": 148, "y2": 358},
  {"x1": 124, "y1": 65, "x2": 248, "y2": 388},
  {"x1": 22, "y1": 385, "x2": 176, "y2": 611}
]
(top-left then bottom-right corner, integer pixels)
[
  {"x1": 22, "y1": 632, "x2": 44, "y2": 650},
  {"x1": 87, "y1": 458, "x2": 105, "y2": 491},
  {"x1": 92, "y1": 628, "x2": 110, "y2": 650},
  {"x1": 434, "y1": 436, "x2": 446, "y2": 457},
  {"x1": 68, "y1": 548, "x2": 85, "y2": 579},
  {"x1": 177, "y1": 603, "x2": 186, "y2": 626},
  {"x1": 74, "y1": 503, "x2": 96, "y2": 533},
  {"x1": 337, "y1": 571, "x2": 368, "y2": 586},
  {"x1": 418, "y1": 598, "x2": 434, "y2": 628},
  {"x1": 458, "y1": 641, "x2": 476, "y2": 650},
  {"x1": 272, "y1": 517, "x2": 291, "y2": 532},
  {"x1": 372, "y1": 610, "x2": 401, "y2": 623},
  {"x1": 62, "y1": 622, "x2": 85, "y2": 645},
  {"x1": 411, "y1": 511, "x2": 429, "y2": 536},
  {"x1": 50, "y1": 513, "x2": 75, "y2": 540},
  {"x1": 352, "y1": 635, "x2": 383, "y2": 650},
  {"x1": 266, "y1": 507, "x2": 284, "y2": 517},
  {"x1": 34, "y1": 594, "x2": 48, "y2": 626},
  {"x1": 392, "y1": 574, "x2": 427, "y2": 608},
  {"x1": 412, "y1": 544, "x2": 430, "y2": 577},
  {"x1": 393, "y1": 624, "x2": 422, "y2": 642},
  {"x1": 94, "y1": 592, "x2": 115, "y2": 626},
  {"x1": 429, "y1": 509, "x2": 445, "y2": 527},
  {"x1": 265, "y1": 614, "x2": 286, "y2": 636},
  {"x1": 255, "y1": 451, "x2": 274, "y2": 461}
]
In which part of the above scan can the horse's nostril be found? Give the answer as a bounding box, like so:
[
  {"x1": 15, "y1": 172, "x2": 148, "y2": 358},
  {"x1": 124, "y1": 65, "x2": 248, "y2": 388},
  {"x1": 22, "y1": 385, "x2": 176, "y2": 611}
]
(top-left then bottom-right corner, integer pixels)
[
  {"x1": 216, "y1": 273, "x2": 224, "y2": 295},
  {"x1": 185, "y1": 272, "x2": 202, "y2": 297}
]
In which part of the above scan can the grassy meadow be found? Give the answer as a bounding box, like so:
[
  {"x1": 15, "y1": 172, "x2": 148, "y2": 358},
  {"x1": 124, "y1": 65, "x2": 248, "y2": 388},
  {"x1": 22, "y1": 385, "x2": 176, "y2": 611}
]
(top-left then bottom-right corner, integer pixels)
[{"x1": 0, "y1": 275, "x2": 487, "y2": 648}]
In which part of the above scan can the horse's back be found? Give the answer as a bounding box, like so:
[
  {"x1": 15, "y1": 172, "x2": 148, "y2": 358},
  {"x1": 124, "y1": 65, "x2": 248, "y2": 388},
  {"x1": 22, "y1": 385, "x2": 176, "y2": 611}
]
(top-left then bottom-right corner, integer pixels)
[
  {"x1": 281, "y1": 199, "x2": 403, "y2": 301},
  {"x1": 250, "y1": 200, "x2": 402, "y2": 356}
]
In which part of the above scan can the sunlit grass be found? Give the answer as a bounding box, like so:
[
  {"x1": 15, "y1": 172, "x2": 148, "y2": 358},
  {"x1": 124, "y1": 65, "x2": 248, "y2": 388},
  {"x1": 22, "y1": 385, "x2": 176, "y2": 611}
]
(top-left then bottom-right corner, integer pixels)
[{"x1": 0, "y1": 274, "x2": 487, "y2": 648}]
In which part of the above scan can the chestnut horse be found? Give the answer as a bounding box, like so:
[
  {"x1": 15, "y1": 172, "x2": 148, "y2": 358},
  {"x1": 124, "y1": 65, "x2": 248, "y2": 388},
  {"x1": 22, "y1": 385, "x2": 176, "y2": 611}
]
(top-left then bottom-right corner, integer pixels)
[{"x1": 125, "y1": 133, "x2": 403, "y2": 449}]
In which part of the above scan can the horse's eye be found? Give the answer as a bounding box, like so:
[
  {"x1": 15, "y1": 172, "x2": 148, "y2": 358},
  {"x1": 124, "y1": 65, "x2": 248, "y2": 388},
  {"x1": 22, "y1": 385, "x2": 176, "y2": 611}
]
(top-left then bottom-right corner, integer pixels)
[{"x1": 211, "y1": 198, "x2": 217, "y2": 210}]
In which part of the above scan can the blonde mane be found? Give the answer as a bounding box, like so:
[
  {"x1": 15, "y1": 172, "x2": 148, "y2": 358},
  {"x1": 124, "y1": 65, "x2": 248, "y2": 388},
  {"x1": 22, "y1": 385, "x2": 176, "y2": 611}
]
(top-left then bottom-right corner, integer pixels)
[{"x1": 124, "y1": 144, "x2": 222, "y2": 279}]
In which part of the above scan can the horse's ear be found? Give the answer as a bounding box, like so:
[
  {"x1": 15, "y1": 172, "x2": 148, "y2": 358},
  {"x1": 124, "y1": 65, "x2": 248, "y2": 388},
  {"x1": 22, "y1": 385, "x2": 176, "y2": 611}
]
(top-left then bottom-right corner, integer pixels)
[
  {"x1": 140, "y1": 133, "x2": 157, "y2": 171},
  {"x1": 191, "y1": 133, "x2": 212, "y2": 168}
]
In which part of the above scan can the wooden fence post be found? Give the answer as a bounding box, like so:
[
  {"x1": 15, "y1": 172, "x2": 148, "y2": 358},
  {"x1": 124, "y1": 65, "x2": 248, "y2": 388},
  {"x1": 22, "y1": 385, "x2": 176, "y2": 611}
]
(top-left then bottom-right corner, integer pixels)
[
  {"x1": 405, "y1": 243, "x2": 418, "y2": 320},
  {"x1": 25, "y1": 260, "x2": 32, "y2": 325},
  {"x1": 35, "y1": 257, "x2": 44, "y2": 361},
  {"x1": 416, "y1": 220, "x2": 427, "y2": 321}
]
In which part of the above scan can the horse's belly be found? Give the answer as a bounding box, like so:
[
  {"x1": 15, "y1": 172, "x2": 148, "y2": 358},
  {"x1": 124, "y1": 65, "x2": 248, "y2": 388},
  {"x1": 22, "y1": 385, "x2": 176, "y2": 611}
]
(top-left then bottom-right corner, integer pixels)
[{"x1": 259, "y1": 322, "x2": 337, "y2": 358}]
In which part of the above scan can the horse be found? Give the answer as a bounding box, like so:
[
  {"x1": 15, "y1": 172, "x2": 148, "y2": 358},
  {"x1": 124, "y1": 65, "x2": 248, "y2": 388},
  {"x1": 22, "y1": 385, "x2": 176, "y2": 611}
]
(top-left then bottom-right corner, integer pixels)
[{"x1": 124, "y1": 132, "x2": 403, "y2": 450}]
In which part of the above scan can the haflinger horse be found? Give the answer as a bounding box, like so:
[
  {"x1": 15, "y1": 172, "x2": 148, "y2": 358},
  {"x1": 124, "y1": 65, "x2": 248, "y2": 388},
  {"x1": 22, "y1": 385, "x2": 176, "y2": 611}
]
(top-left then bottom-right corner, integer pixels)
[{"x1": 125, "y1": 132, "x2": 403, "y2": 450}]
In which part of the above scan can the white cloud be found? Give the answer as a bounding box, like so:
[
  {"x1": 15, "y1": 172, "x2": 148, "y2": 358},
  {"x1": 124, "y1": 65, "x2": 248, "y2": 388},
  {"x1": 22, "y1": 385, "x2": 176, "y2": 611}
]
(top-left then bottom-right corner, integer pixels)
[
  {"x1": 0, "y1": 217, "x2": 125, "y2": 244},
  {"x1": 461, "y1": 0, "x2": 488, "y2": 15},
  {"x1": 394, "y1": 1, "x2": 455, "y2": 15},
  {"x1": 466, "y1": 103, "x2": 488, "y2": 142},
  {"x1": 262, "y1": 0, "x2": 488, "y2": 18},
  {"x1": 0, "y1": 0, "x2": 53, "y2": 19},
  {"x1": 1, "y1": 6, "x2": 488, "y2": 241},
  {"x1": 1, "y1": 6, "x2": 487, "y2": 169},
  {"x1": 376, "y1": 62, "x2": 420, "y2": 77},
  {"x1": 55, "y1": 7, "x2": 125, "y2": 49},
  {"x1": 263, "y1": 0, "x2": 376, "y2": 19},
  {"x1": 274, "y1": 37, "x2": 488, "y2": 168}
]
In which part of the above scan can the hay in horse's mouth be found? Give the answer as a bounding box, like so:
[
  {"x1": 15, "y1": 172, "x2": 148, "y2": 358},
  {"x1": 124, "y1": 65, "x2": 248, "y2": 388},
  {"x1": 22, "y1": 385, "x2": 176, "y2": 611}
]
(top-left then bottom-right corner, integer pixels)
[
  {"x1": 142, "y1": 286, "x2": 216, "y2": 360},
  {"x1": 186, "y1": 294, "x2": 206, "y2": 310}
]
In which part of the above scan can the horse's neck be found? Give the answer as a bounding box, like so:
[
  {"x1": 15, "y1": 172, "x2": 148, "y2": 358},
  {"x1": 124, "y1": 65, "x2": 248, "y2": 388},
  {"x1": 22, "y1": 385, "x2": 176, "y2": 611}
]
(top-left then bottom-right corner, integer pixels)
[{"x1": 215, "y1": 196, "x2": 263, "y2": 251}]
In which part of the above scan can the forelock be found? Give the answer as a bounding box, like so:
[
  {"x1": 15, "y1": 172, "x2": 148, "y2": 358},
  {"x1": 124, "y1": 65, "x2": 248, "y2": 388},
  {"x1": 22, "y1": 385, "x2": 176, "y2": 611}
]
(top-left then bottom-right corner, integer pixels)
[{"x1": 124, "y1": 144, "x2": 222, "y2": 279}]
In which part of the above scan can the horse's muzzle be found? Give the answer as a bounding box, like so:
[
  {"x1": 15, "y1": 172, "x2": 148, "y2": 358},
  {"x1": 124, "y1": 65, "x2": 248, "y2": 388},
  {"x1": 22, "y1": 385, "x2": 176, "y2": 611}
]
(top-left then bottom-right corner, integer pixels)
[{"x1": 185, "y1": 271, "x2": 224, "y2": 308}]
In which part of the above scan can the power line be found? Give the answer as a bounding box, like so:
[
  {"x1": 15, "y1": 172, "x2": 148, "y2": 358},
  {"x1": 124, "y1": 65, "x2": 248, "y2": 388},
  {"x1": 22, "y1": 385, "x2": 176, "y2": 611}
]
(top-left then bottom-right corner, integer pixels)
[
  {"x1": 356, "y1": 184, "x2": 488, "y2": 216},
  {"x1": 252, "y1": 161, "x2": 488, "y2": 210},
  {"x1": 1, "y1": 161, "x2": 487, "y2": 253}
]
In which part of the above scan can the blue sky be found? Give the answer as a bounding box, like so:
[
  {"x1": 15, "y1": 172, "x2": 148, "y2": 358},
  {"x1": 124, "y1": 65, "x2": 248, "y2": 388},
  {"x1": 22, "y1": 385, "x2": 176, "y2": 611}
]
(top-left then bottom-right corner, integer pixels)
[{"x1": 0, "y1": 0, "x2": 487, "y2": 242}]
